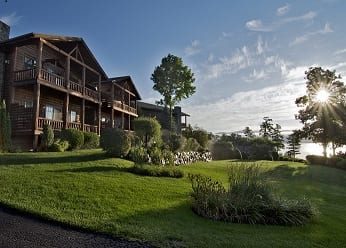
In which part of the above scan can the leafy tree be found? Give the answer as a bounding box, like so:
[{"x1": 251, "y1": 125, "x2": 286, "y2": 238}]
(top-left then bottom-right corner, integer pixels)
[
  {"x1": 151, "y1": 54, "x2": 196, "y2": 132},
  {"x1": 133, "y1": 117, "x2": 162, "y2": 148},
  {"x1": 0, "y1": 100, "x2": 11, "y2": 152},
  {"x1": 271, "y1": 124, "x2": 284, "y2": 151},
  {"x1": 260, "y1": 117, "x2": 274, "y2": 138},
  {"x1": 243, "y1": 126, "x2": 255, "y2": 138},
  {"x1": 286, "y1": 130, "x2": 301, "y2": 160},
  {"x1": 295, "y1": 67, "x2": 346, "y2": 157},
  {"x1": 183, "y1": 125, "x2": 210, "y2": 149}
]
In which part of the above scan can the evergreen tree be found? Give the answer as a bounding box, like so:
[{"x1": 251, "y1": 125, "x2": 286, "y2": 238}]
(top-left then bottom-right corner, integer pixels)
[
  {"x1": 259, "y1": 117, "x2": 274, "y2": 138},
  {"x1": 243, "y1": 126, "x2": 255, "y2": 138},
  {"x1": 271, "y1": 124, "x2": 284, "y2": 152},
  {"x1": 287, "y1": 130, "x2": 301, "y2": 160}
]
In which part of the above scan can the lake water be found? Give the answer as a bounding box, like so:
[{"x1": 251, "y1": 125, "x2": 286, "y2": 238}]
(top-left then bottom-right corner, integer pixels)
[{"x1": 289, "y1": 141, "x2": 346, "y2": 159}]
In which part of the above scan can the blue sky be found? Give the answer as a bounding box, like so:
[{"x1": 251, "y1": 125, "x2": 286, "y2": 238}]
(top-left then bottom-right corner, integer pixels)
[{"x1": 1, "y1": 0, "x2": 346, "y2": 133}]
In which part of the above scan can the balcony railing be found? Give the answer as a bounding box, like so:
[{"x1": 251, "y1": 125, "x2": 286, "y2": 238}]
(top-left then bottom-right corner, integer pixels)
[
  {"x1": 37, "y1": 117, "x2": 98, "y2": 133},
  {"x1": 84, "y1": 124, "x2": 98, "y2": 133},
  {"x1": 39, "y1": 68, "x2": 66, "y2": 88},
  {"x1": 37, "y1": 117, "x2": 64, "y2": 130},
  {"x1": 67, "y1": 122, "x2": 82, "y2": 130},
  {"x1": 13, "y1": 68, "x2": 100, "y2": 102},
  {"x1": 101, "y1": 93, "x2": 137, "y2": 115},
  {"x1": 14, "y1": 68, "x2": 37, "y2": 81}
]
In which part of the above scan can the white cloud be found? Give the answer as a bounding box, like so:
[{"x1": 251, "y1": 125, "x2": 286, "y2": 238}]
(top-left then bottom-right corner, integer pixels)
[
  {"x1": 183, "y1": 80, "x2": 305, "y2": 133},
  {"x1": 0, "y1": 12, "x2": 21, "y2": 26},
  {"x1": 243, "y1": 68, "x2": 268, "y2": 82},
  {"x1": 204, "y1": 45, "x2": 252, "y2": 79},
  {"x1": 334, "y1": 48, "x2": 346, "y2": 55},
  {"x1": 245, "y1": 11, "x2": 317, "y2": 32},
  {"x1": 184, "y1": 40, "x2": 200, "y2": 57},
  {"x1": 256, "y1": 36, "x2": 267, "y2": 55},
  {"x1": 277, "y1": 4, "x2": 290, "y2": 16},
  {"x1": 246, "y1": 19, "x2": 272, "y2": 32},
  {"x1": 290, "y1": 23, "x2": 333, "y2": 46}
]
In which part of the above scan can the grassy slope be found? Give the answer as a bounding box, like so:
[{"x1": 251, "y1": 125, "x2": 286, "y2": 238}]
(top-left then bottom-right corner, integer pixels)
[{"x1": 0, "y1": 150, "x2": 345, "y2": 247}]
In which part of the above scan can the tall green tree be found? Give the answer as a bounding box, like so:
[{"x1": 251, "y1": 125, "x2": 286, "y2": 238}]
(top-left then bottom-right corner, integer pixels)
[
  {"x1": 151, "y1": 54, "x2": 196, "y2": 133},
  {"x1": 286, "y1": 130, "x2": 301, "y2": 160},
  {"x1": 259, "y1": 117, "x2": 274, "y2": 138},
  {"x1": 271, "y1": 124, "x2": 284, "y2": 151},
  {"x1": 0, "y1": 100, "x2": 11, "y2": 152},
  {"x1": 243, "y1": 126, "x2": 255, "y2": 138},
  {"x1": 295, "y1": 67, "x2": 346, "y2": 157}
]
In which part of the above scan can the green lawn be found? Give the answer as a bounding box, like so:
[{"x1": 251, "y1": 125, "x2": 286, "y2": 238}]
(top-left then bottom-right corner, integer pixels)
[{"x1": 0, "y1": 150, "x2": 345, "y2": 247}]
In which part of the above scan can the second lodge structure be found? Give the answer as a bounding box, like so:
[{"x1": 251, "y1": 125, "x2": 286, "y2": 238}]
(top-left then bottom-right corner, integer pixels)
[{"x1": 0, "y1": 21, "x2": 141, "y2": 150}]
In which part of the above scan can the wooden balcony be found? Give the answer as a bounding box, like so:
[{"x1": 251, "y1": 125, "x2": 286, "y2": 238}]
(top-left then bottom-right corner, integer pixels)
[
  {"x1": 13, "y1": 68, "x2": 100, "y2": 102},
  {"x1": 37, "y1": 117, "x2": 98, "y2": 133},
  {"x1": 102, "y1": 93, "x2": 138, "y2": 116}
]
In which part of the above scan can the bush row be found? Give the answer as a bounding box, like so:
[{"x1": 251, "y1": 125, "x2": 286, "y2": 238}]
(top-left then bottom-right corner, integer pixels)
[
  {"x1": 40, "y1": 125, "x2": 99, "y2": 152},
  {"x1": 126, "y1": 164, "x2": 184, "y2": 178},
  {"x1": 188, "y1": 165, "x2": 316, "y2": 226},
  {"x1": 306, "y1": 155, "x2": 346, "y2": 170}
]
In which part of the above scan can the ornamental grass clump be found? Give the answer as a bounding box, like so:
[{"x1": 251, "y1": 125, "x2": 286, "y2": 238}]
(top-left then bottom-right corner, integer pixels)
[{"x1": 189, "y1": 164, "x2": 316, "y2": 226}]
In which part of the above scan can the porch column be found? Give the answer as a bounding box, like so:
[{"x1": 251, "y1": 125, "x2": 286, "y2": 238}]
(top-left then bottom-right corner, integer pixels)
[
  {"x1": 128, "y1": 114, "x2": 130, "y2": 131},
  {"x1": 63, "y1": 94, "x2": 69, "y2": 129},
  {"x1": 122, "y1": 112, "x2": 124, "y2": 129},
  {"x1": 32, "y1": 83, "x2": 40, "y2": 149},
  {"x1": 81, "y1": 99, "x2": 85, "y2": 131},
  {"x1": 98, "y1": 74, "x2": 101, "y2": 134},
  {"x1": 111, "y1": 83, "x2": 114, "y2": 128},
  {"x1": 33, "y1": 40, "x2": 43, "y2": 150}
]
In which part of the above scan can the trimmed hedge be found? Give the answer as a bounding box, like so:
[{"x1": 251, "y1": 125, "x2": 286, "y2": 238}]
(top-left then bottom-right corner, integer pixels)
[
  {"x1": 60, "y1": 129, "x2": 84, "y2": 150},
  {"x1": 127, "y1": 164, "x2": 184, "y2": 178},
  {"x1": 49, "y1": 139, "x2": 69, "y2": 152},
  {"x1": 100, "y1": 128, "x2": 131, "y2": 157},
  {"x1": 83, "y1": 132, "x2": 100, "y2": 149}
]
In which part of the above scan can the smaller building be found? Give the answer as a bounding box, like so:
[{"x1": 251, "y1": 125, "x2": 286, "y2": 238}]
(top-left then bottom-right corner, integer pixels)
[{"x1": 137, "y1": 101, "x2": 189, "y2": 134}]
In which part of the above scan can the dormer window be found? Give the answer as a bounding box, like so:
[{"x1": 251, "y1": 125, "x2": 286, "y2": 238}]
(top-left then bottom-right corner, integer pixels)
[{"x1": 24, "y1": 55, "x2": 37, "y2": 69}]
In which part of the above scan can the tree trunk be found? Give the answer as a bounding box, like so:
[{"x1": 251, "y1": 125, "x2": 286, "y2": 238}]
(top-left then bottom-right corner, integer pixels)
[{"x1": 322, "y1": 143, "x2": 327, "y2": 158}]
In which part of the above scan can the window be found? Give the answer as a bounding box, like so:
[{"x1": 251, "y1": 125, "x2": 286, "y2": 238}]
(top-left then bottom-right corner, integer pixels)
[
  {"x1": 44, "y1": 105, "x2": 62, "y2": 120},
  {"x1": 70, "y1": 111, "x2": 77, "y2": 122},
  {"x1": 45, "y1": 105, "x2": 54, "y2": 120},
  {"x1": 24, "y1": 55, "x2": 37, "y2": 69},
  {"x1": 24, "y1": 100, "x2": 33, "y2": 108}
]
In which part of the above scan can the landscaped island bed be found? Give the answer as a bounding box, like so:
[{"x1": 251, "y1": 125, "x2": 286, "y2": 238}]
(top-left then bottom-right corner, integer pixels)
[{"x1": 0, "y1": 150, "x2": 345, "y2": 247}]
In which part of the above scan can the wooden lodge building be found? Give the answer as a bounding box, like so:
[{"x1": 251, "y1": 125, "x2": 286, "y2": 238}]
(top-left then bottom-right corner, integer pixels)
[{"x1": 0, "y1": 21, "x2": 141, "y2": 150}]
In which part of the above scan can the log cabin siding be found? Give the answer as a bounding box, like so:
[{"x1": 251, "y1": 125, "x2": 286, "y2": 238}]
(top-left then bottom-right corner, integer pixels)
[
  {"x1": 15, "y1": 44, "x2": 37, "y2": 71},
  {"x1": 11, "y1": 86, "x2": 34, "y2": 132}
]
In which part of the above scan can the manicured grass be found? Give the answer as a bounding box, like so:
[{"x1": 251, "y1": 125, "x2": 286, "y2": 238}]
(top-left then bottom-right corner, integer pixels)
[{"x1": 0, "y1": 150, "x2": 345, "y2": 247}]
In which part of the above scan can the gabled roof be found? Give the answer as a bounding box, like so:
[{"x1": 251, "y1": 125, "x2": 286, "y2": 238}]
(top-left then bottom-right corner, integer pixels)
[
  {"x1": 0, "y1": 32, "x2": 108, "y2": 80},
  {"x1": 102, "y1": 76, "x2": 141, "y2": 100}
]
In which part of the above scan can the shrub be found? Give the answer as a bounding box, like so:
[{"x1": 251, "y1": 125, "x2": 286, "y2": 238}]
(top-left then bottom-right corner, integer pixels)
[
  {"x1": 188, "y1": 164, "x2": 316, "y2": 226},
  {"x1": 100, "y1": 128, "x2": 131, "y2": 157},
  {"x1": 60, "y1": 129, "x2": 84, "y2": 150},
  {"x1": 49, "y1": 139, "x2": 69, "y2": 152},
  {"x1": 133, "y1": 117, "x2": 162, "y2": 148},
  {"x1": 83, "y1": 132, "x2": 100, "y2": 149},
  {"x1": 162, "y1": 149, "x2": 174, "y2": 166},
  {"x1": 306, "y1": 155, "x2": 327, "y2": 165},
  {"x1": 129, "y1": 146, "x2": 148, "y2": 164},
  {"x1": 210, "y1": 141, "x2": 240, "y2": 160},
  {"x1": 127, "y1": 164, "x2": 184, "y2": 178},
  {"x1": 169, "y1": 133, "x2": 184, "y2": 152},
  {"x1": 149, "y1": 146, "x2": 163, "y2": 165},
  {"x1": 184, "y1": 138, "x2": 201, "y2": 152},
  {"x1": 40, "y1": 124, "x2": 54, "y2": 151},
  {"x1": 0, "y1": 100, "x2": 11, "y2": 152}
]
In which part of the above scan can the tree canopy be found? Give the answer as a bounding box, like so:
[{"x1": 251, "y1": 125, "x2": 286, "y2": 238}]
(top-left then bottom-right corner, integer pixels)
[
  {"x1": 295, "y1": 67, "x2": 346, "y2": 157},
  {"x1": 151, "y1": 54, "x2": 196, "y2": 132}
]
